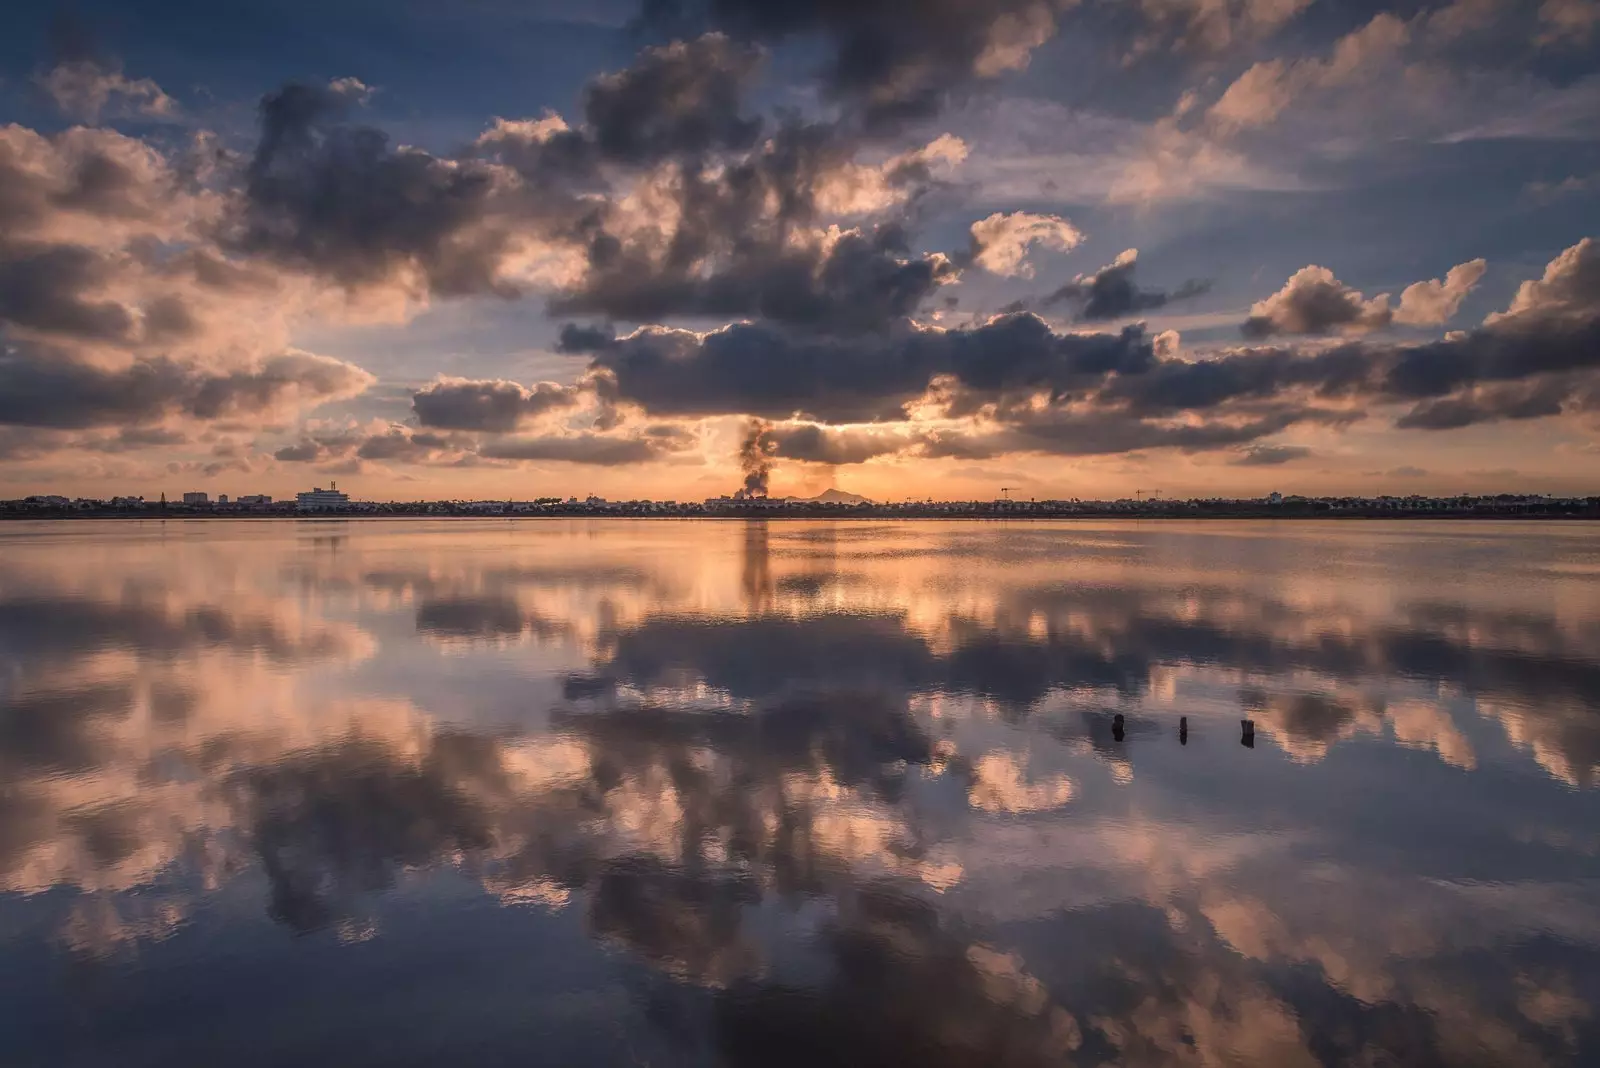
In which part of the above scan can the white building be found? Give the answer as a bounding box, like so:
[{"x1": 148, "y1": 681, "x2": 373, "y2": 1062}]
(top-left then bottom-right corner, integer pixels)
[
  {"x1": 182, "y1": 492, "x2": 209, "y2": 505},
  {"x1": 296, "y1": 484, "x2": 351, "y2": 512}
]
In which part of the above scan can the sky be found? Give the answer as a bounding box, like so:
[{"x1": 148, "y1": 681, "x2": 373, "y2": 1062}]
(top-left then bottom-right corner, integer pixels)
[{"x1": 0, "y1": 0, "x2": 1597, "y2": 502}]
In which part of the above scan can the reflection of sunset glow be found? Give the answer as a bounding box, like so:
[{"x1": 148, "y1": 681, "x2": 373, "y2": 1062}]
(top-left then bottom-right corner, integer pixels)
[{"x1": 1, "y1": 519, "x2": 1597, "y2": 1065}]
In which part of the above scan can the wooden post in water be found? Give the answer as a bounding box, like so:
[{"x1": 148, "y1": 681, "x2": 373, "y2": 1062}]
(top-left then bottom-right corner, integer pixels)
[
  {"x1": 1241, "y1": 719, "x2": 1255, "y2": 748},
  {"x1": 1179, "y1": 716, "x2": 1188, "y2": 745},
  {"x1": 1112, "y1": 713, "x2": 1125, "y2": 742}
]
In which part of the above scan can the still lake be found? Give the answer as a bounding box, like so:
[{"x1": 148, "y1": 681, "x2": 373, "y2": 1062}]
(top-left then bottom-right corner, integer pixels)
[{"x1": 1, "y1": 518, "x2": 1597, "y2": 1067}]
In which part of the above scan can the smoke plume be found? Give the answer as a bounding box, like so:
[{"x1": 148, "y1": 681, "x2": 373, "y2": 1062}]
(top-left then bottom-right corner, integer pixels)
[{"x1": 738, "y1": 419, "x2": 775, "y2": 497}]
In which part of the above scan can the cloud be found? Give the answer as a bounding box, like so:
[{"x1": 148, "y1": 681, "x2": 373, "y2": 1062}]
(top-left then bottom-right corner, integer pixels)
[
  {"x1": 1244, "y1": 257, "x2": 1488, "y2": 338},
  {"x1": 1487, "y1": 237, "x2": 1599, "y2": 328},
  {"x1": 642, "y1": 0, "x2": 1065, "y2": 130},
  {"x1": 1230, "y1": 444, "x2": 1311, "y2": 466},
  {"x1": 583, "y1": 312, "x2": 1157, "y2": 423},
  {"x1": 553, "y1": 238, "x2": 1600, "y2": 459},
  {"x1": 553, "y1": 219, "x2": 958, "y2": 335},
  {"x1": 1395, "y1": 259, "x2": 1487, "y2": 326},
  {"x1": 411, "y1": 376, "x2": 594, "y2": 432},
  {"x1": 1206, "y1": 14, "x2": 1411, "y2": 133},
  {"x1": 1109, "y1": 240, "x2": 1600, "y2": 433},
  {"x1": 36, "y1": 59, "x2": 176, "y2": 123},
  {"x1": 1387, "y1": 465, "x2": 1429, "y2": 477},
  {"x1": 763, "y1": 422, "x2": 912, "y2": 465},
  {"x1": 1524, "y1": 172, "x2": 1600, "y2": 203},
  {"x1": 1538, "y1": 0, "x2": 1600, "y2": 45},
  {"x1": 354, "y1": 427, "x2": 472, "y2": 463},
  {"x1": 221, "y1": 33, "x2": 969, "y2": 327},
  {"x1": 1241, "y1": 266, "x2": 1393, "y2": 338},
  {"x1": 227, "y1": 82, "x2": 513, "y2": 297},
  {"x1": 1122, "y1": 0, "x2": 1315, "y2": 61},
  {"x1": 0, "y1": 242, "x2": 136, "y2": 341},
  {"x1": 0, "y1": 347, "x2": 373, "y2": 430},
  {"x1": 1044, "y1": 249, "x2": 1210, "y2": 321},
  {"x1": 478, "y1": 430, "x2": 693, "y2": 466},
  {"x1": 1393, "y1": 378, "x2": 1573, "y2": 429},
  {"x1": 968, "y1": 212, "x2": 1082, "y2": 277},
  {"x1": 582, "y1": 34, "x2": 762, "y2": 163}
]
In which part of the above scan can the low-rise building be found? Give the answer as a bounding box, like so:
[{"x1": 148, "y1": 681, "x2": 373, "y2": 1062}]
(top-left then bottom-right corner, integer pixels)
[{"x1": 296, "y1": 484, "x2": 351, "y2": 511}]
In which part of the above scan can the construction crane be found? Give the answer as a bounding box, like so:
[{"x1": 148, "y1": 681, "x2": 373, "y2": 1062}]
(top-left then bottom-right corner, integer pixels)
[
  {"x1": 1000, "y1": 487, "x2": 1013, "y2": 500},
  {"x1": 1135, "y1": 488, "x2": 1161, "y2": 502}
]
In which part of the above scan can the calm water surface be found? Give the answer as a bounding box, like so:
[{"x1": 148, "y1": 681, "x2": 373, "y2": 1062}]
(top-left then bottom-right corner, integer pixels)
[{"x1": 2, "y1": 519, "x2": 1598, "y2": 1067}]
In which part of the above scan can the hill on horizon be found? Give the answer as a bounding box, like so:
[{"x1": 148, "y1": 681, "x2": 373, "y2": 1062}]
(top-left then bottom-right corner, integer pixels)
[{"x1": 787, "y1": 488, "x2": 871, "y2": 505}]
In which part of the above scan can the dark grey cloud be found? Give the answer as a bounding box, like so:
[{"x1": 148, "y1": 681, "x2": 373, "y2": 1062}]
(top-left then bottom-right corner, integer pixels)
[
  {"x1": 560, "y1": 237, "x2": 1600, "y2": 458},
  {"x1": 1044, "y1": 249, "x2": 1210, "y2": 322},
  {"x1": 584, "y1": 312, "x2": 1156, "y2": 423},
  {"x1": 272, "y1": 413, "x2": 687, "y2": 470},
  {"x1": 478, "y1": 431, "x2": 690, "y2": 466},
  {"x1": 272, "y1": 426, "x2": 468, "y2": 465},
  {"x1": 1241, "y1": 265, "x2": 1393, "y2": 338},
  {"x1": 553, "y1": 220, "x2": 954, "y2": 334},
  {"x1": 583, "y1": 34, "x2": 762, "y2": 163},
  {"x1": 0, "y1": 128, "x2": 176, "y2": 235},
  {"x1": 1393, "y1": 377, "x2": 1573, "y2": 430},
  {"x1": 228, "y1": 81, "x2": 509, "y2": 296},
  {"x1": 355, "y1": 427, "x2": 466, "y2": 462},
  {"x1": 0, "y1": 242, "x2": 132, "y2": 341},
  {"x1": 273, "y1": 429, "x2": 364, "y2": 464},
  {"x1": 915, "y1": 405, "x2": 1338, "y2": 462},
  {"x1": 764, "y1": 423, "x2": 906, "y2": 465},
  {"x1": 226, "y1": 39, "x2": 951, "y2": 332},
  {"x1": 641, "y1": 0, "x2": 1063, "y2": 130},
  {"x1": 1230, "y1": 443, "x2": 1312, "y2": 466},
  {"x1": 1102, "y1": 239, "x2": 1600, "y2": 430},
  {"x1": 273, "y1": 440, "x2": 325, "y2": 462},
  {"x1": 0, "y1": 346, "x2": 372, "y2": 430},
  {"x1": 411, "y1": 377, "x2": 589, "y2": 432}
]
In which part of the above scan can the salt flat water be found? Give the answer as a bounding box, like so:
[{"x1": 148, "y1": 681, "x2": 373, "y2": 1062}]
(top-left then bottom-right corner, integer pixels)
[{"x1": 1, "y1": 519, "x2": 1597, "y2": 1067}]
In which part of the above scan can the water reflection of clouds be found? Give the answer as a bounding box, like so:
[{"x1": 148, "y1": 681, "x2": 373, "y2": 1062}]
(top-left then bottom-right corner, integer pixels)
[{"x1": 0, "y1": 520, "x2": 1597, "y2": 1064}]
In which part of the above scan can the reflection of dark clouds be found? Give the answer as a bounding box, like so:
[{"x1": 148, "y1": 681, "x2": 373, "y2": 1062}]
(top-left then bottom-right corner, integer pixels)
[
  {"x1": 0, "y1": 683, "x2": 130, "y2": 777},
  {"x1": 715, "y1": 888, "x2": 1083, "y2": 1068},
  {"x1": 415, "y1": 597, "x2": 572, "y2": 643},
  {"x1": 579, "y1": 613, "x2": 1143, "y2": 709},
  {"x1": 0, "y1": 596, "x2": 357, "y2": 663},
  {"x1": 5, "y1": 524, "x2": 1600, "y2": 1065},
  {"x1": 554, "y1": 575, "x2": 1600, "y2": 787},
  {"x1": 1243, "y1": 690, "x2": 1355, "y2": 746},
  {"x1": 775, "y1": 573, "x2": 834, "y2": 597},
  {"x1": 590, "y1": 856, "x2": 759, "y2": 984},
  {"x1": 942, "y1": 626, "x2": 1145, "y2": 706},
  {"x1": 226, "y1": 738, "x2": 493, "y2": 932},
  {"x1": 559, "y1": 689, "x2": 932, "y2": 801},
  {"x1": 562, "y1": 580, "x2": 1600, "y2": 777},
  {"x1": 418, "y1": 597, "x2": 526, "y2": 637},
  {"x1": 585, "y1": 615, "x2": 935, "y2": 701},
  {"x1": 598, "y1": 617, "x2": 928, "y2": 700},
  {"x1": 364, "y1": 562, "x2": 663, "y2": 601}
]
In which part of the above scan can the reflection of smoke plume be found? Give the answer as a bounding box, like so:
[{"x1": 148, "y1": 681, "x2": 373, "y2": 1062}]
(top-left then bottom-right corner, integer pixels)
[
  {"x1": 741, "y1": 519, "x2": 773, "y2": 611},
  {"x1": 738, "y1": 420, "x2": 774, "y2": 499}
]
